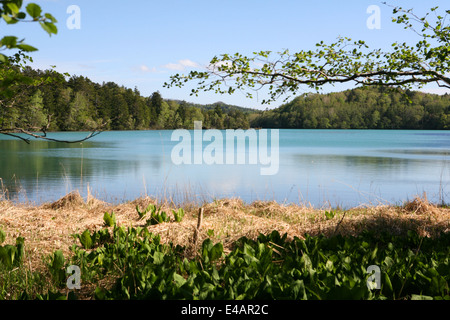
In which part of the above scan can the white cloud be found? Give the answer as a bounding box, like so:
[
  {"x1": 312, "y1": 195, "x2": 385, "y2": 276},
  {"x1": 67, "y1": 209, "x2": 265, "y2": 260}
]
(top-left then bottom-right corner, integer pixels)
[
  {"x1": 163, "y1": 62, "x2": 185, "y2": 71},
  {"x1": 179, "y1": 59, "x2": 200, "y2": 68},
  {"x1": 163, "y1": 59, "x2": 200, "y2": 71},
  {"x1": 134, "y1": 59, "x2": 201, "y2": 74},
  {"x1": 139, "y1": 64, "x2": 158, "y2": 73}
]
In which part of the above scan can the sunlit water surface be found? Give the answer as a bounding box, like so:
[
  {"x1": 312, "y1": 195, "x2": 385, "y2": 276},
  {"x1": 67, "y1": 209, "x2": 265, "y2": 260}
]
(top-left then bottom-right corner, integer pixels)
[{"x1": 0, "y1": 130, "x2": 448, "y2": 208}]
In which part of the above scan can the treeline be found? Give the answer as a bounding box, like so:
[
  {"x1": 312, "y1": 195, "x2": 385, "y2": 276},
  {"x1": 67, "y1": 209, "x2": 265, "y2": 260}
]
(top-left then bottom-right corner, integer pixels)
[
  {"x1": 2, "y1": 67, "x2": 251, "y2": 132},
  {"x1": 3, "y1": 66, "x2": 450, "y2": 132},
  {"x1": 251, "y1": 87, "x2": 450, "y2": 129}
]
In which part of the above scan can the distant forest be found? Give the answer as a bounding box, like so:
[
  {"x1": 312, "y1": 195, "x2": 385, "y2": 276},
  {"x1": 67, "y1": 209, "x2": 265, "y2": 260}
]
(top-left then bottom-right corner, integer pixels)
[
  {"x1": 4, "y1": 67, "x2": 252, "y2": 132},
  {"x1": 4, "y1": 67, "x2": 450, "y2": 132},
  {"x1": 253, "y1": 87, "x2": 450, "y2": 130}
]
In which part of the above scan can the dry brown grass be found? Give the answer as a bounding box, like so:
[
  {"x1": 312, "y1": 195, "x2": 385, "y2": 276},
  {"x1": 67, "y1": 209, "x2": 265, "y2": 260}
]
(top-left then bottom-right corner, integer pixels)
[{"x1": 0, "y1": 192, "x2": 449, "y2": 274}]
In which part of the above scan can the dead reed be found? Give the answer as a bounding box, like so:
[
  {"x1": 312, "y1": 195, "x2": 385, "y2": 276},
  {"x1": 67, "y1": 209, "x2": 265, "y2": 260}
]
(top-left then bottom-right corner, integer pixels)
[{"x1": 0, "y1": 191, "x2": 448, "y2": 273}]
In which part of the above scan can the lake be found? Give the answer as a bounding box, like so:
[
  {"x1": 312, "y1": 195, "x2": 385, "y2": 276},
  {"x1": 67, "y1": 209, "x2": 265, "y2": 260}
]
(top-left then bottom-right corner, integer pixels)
[{"x1": 0, "y1": 129, "x2": 449, "y2": 208}]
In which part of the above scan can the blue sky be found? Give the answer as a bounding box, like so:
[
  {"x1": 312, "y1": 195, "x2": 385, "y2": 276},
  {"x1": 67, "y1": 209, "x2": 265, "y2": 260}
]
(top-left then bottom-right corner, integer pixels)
[{"x1": 7, "y1": 0, "x2": 448, "y2": 110}]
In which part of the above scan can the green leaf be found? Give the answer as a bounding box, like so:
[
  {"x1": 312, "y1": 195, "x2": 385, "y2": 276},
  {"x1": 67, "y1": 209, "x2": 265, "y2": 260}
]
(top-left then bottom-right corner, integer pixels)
[
  {"x1": 16, "y1": 44, "x2": 38, "y2": 52},
  {"x1": 15, "y1": 237, "x2": 24, "y2": 263},
  {"x1": 0, "y1": 247, "x2": 8, "y2": 267},
  {"x1": 383, "y1": 256, "x2": 394, "y2": 268},
  {"x1": 0, "y1": 36, "x2": 18, "y2": 48},
  {"x1": 173, "y1": 273, "x2": 187, "y2": 288},
  {"x1": 153, "y1": 251, "x2": 165, "y2": 265},
  {"x1": 201, "y1": 238, "x2": 214, "y2": 262},
  {"x1": 325, "y1": 210, "x2": 335, "y2": 220},
  {"x1": 411, "y1": 294, "x2": 433, "y2": 300},
  {"x1": 39, "y1": 21, "x2": 57, "y2": 35},
  {"x1": 325, "y1": 260, "x2": 334, "y2": 272},
  {"x1": 370, "y1": 245, "x2": 378, "y2": 261},
  {"x1": 207, "y1": 229, "x2": 215, "y2": 237},
  {"x1": 291, "y1": 279, "x2": 307, "y2": 300},
  {"x1": 94, "y1": 287, "x2": 107, "y2": 300},
  {"x1": 210, "y1": 243, "x2": 224, "y2": 261},
  {"x1": 2, "y1": 245, "x2": 15, "y2": 267},
  {"x1": 44, "y1": 13, "x2": 57, "y2": 23},
  {"x1": 160, "y1": 211, "x2": 168, "y2": 222},
  {"x1": 173, "y1": 208, "x2": 185, "y2": 222},
  {"x1": 383, "y1": 272, "x2": 394, "y2": 297},
  {"x1": 300, "y1": 253, "x2": 313, "y2": 271},
  {"x1": 2, "y1": 14, "x2": 15, "y2": 24},
  {"x1": 26, "y1": 3, "x2": 42, "y2": 19},
  {"x1": 103, "y1": 211, "x2": 116, "y2": 227},
  {"x1": 0, "y1": 229, "x2": 5, "y2": 244},
  {"x1": 136, "y1": 205, "x2": 145, "y2": 219},
  {"x1": 80, "y1": 229, "x2": 93, "y2": 249},
  {"x1": 137, "y1": 204, "x2": 155, "y2": 220},
  {"x1": 7, "y1": 3, "x2": 20, "y2": 14},
  {"x1": 51, "y1": 250, "x2": 65, "y2": 270}
]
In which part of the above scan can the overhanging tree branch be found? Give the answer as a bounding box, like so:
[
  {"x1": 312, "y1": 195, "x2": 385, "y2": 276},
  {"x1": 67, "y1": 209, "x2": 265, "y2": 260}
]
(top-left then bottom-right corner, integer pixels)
[
  {"x1": 164, "y1": 4, "x2": 450, "y2": 104},
  {"x1": 0, "y1": 127, "x2": 103, "y2": 144},
  {"x1": 0, "y1": 1, "x2": 105, "y2": 143}
]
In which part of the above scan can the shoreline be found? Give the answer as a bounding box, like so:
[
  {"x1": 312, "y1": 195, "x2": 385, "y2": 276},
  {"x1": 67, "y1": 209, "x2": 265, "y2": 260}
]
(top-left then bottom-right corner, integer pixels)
[{"x1": 1, "y1": 191, "x2": 449, "y2": 273}]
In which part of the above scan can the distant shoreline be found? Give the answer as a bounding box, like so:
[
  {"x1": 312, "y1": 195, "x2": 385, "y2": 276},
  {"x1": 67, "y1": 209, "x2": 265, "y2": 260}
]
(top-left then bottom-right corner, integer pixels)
[{"x1": 2, "y1": 127, "x2": 450, "y2": 136}]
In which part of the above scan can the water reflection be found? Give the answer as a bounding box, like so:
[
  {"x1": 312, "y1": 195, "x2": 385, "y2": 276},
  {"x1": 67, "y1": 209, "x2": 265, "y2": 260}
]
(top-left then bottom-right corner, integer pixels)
[
  {"x1": 0, "y1": 130, "x2": 448, "y2": 207},
  {"x1": 0, "y1": 137, "x2": 165, "y2": 203}
]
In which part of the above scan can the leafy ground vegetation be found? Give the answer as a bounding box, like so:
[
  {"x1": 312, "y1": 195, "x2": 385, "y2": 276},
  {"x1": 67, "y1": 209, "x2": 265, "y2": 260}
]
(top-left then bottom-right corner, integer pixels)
[{"x1": 0, "y1": 192, "x2": 448, "y2": 300}]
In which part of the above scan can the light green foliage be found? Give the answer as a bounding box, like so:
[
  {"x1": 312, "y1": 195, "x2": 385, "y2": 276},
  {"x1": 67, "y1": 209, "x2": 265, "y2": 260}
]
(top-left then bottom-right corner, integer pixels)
[
  {"x1": 172, "y1": 208, "x2": 185, "y2": 223},
  {"x1": 0, "y1": 228, "x2": 5, "y2": 244},
  {"x1": 207, "y1": 229, "x2": 215, "y2": 237},
  {"x1": 250, "y1": 86, "x2": 450, "y2": 130},
  {"x1": 79, "y1": 229, "x2": 93, "y2": 249},
  {"x1": 46, "y1": 250, "x2": 65, "y2": 286},
  {"x1": 156, "y1": 100, "x2": 174, "y2": 129},
  {"x1": 1, "y1": 62, "x2": 255, "y2": 135},
  {"x1": 0, "y1": 234, "x2": 61, "y2": 300},
  {"x1": 146, "y1": 208, "x2": 170, "y2": 226},
  {"x1": 67, "y1": 92, "x2": 96, "y2": 130},
  {"x1": 0, "y1": 236, "x2": 24, "y2": 269},
  {"x1": 136, "y1": 203, "x2": 156, "y2": 220},
  {"x1": 23, "y1": 89, "x2": 47, "y2": 128},
  {"x1": 0, "y1": 224, "x2": 449, "y2": 300},
  {"x1": 66, "y1": 227, "x2": 449, "y2": 300},
  {"x1": 0, "y1": 1, "x2": 102, "y2": 143},
  {"x1": 0, "y1": 1, "x2": 57, "y2": 62},
  {"x1": 324, "y1": 210, "x2": 336, "y2": 220},
  {"x1": 103, "y1": 211, "x2": 116, "y2": 227},
  {"x1": 137, "y1": 204, "x2": 185, "y2": 224}
]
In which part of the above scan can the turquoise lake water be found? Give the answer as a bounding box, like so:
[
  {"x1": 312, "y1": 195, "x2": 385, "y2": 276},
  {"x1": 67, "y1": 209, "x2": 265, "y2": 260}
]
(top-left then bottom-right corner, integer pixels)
[{"x1": 0, "y1": 129, "x2": 449, "y2": 208}]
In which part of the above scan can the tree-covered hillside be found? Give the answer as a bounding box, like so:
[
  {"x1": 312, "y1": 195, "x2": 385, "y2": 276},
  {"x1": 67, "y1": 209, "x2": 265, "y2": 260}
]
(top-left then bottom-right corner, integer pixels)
[
  {"x1": 1, "y1": 66, "x2": 253, "y2": 132},
  {"x1": 251, "y1": 87, "x2": 450, "y2": 129},
  {"x1": 2, "y1": 66, "x2": 449, "y2": 133}
]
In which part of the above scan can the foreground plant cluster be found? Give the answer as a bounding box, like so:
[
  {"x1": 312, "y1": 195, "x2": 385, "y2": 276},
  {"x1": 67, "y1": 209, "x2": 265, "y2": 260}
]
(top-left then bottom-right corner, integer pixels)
[{"x1": 0, "y1": 205, "x2": 449, "y2": 300}]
